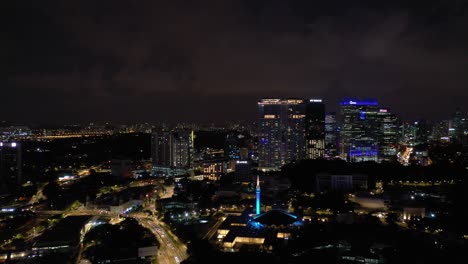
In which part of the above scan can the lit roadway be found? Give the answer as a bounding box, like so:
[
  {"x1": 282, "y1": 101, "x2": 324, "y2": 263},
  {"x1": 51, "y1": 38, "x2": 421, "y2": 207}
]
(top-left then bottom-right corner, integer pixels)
[
  {"x1": 25, "y1": 181, "x2": 186, "y2": 263},
  {"x1": 33, "y1": 208, "x2": 188, "y2": 264},
  {"x1": 132, "y1": 213, "x2": 188, "y2": 264},
  {"x1": 161, "y1": 185, "x2": 174, "y2": 199},
  {"x1": 399, "y1": 146, "x2": 413, "y2": 165}
]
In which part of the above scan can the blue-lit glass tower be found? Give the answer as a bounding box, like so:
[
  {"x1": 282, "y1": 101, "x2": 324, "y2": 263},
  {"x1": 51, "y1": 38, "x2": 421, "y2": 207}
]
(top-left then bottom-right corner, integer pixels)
[
  {"x1": 256, "y1": 175, "x2": 261, "y2": 215},
  {"x1": 340, "y1": 99, "x2": 379, "y2": 162}
]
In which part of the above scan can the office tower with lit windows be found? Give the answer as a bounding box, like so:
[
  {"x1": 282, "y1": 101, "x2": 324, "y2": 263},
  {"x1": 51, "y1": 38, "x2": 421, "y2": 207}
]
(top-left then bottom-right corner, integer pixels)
[
  {"x1": 286, "y1": 99, "x2": 306, "y2": 162},
  {"x1": 258, "y1": 99, "x2": 284, "y2": 169},
  {"x1": 0, "y1": 142, "x2": 22, "y2": 194},
  {"x1": 305, "y1": 99, "x2": 325, "y2": 159},
  {"x1": 401, "y1": 121, "x2": 422, "y2": 146},
  {"x1": 325, "y1": 112, "x2": 339, "y2": 158},
  {"x1": 413, "y1": 119, "x2": 431, "y2": 145},
  {"x1": 257, "y1": 99, "x2": 305, "y2": 169},
  {"x1": 340, "y1": 99, "x2": 379, "y2": 162},
  {"x1": 377, "y1": 109, "x2": 398, "y2": 161},
  {"x1": 432, "y1": 120, "x2": 450, "y2": 142}
]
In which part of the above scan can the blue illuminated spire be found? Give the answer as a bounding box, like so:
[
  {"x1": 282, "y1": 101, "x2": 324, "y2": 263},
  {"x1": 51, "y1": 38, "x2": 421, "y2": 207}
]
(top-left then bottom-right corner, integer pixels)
[{"x1": 256, "y1": 175, "x2": 261, "y2": 215}]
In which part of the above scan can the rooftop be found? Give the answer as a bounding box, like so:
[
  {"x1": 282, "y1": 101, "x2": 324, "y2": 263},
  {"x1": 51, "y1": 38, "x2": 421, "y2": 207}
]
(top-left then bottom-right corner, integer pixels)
[{"x1": 252, "y1": 210, "x2": 300, "y2": 226}]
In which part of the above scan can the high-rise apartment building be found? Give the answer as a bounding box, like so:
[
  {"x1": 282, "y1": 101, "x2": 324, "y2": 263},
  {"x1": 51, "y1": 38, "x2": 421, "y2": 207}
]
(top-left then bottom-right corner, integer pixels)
[
  {"x1": 305, "y1": 99, "x2": 325, "y2": 159},
  {"x1": 172, "y1": 130, "x2": 193, "y2": 168},
  {"x1": 151, "y1": 131, "x2": 173, "y2": 168},
  {"x1": 257, "y1": 99, "x2": 305, "y2": 169},
  {"x1": 151, "y1": 130, "x2": 194, "y2": 169}
]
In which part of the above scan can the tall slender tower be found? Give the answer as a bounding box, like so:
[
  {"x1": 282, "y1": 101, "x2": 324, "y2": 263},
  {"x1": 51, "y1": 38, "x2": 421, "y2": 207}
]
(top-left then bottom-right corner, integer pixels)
[
  {"x1": 305, "y1": 99, "x2": 325, "y2": 159},
  {"x1": 257, "y1": 99, "x2": 306, "y2": 169},
  {"x1": 256, "y1": 175, "x2": 261, "y2": 215}
]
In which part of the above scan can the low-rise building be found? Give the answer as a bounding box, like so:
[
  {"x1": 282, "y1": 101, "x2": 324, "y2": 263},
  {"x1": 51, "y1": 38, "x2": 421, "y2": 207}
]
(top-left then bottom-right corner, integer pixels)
[{"x1": 316, "y1": 174, "x2": 368, "y2": 192}]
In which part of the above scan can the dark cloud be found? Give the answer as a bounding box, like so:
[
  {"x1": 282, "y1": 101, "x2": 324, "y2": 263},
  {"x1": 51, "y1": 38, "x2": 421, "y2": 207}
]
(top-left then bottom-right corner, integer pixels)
[{"x1": 4, "y1": 0, "x2": 468, "y2": 124}]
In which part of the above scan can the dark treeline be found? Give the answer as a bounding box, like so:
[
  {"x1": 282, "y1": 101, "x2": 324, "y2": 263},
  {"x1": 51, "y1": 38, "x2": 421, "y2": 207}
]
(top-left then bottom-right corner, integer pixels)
[
  {"x1": 21, "y1": 133, "x2": 150, "y2": 182},
  {"x1": 282, "y1": 159, "x2": 467, "y2": 193}
]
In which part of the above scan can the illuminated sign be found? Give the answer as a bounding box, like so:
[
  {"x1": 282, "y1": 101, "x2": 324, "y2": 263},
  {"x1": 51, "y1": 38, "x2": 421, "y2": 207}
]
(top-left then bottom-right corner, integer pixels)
[
  {"x1": 0, "y1": 142, "x2": 17, "y2": 148},
  {"x1": 264, "y1": 115, "x2": 276, "y2": 119},
  {"x1": 291, "y1": 114, "x2": 305, "y2": 119},
  {"x1": 309, "y1": 99, "x2": 322, "y2": 103},
  {"x1": 340, "y1": 99, "x2": 378, "y2": 106},
  {"x1": 236, "y1": 161, "x2": 248, "y2": 164},
  {"x1": 379, "y1": 109, "x2": 388, "y2": 113},
  {"x1": 285, "y1": 99, "x2": 303, "y2": 104},
  {"x1": 258, "y1": 99, "x2": 282, "y2": 105}
]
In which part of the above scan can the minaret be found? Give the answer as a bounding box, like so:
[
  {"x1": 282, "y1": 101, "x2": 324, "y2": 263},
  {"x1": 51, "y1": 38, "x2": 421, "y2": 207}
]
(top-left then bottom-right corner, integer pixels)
[{"x1": 256, "y1": 175, "x2": 261, "y2": 215}]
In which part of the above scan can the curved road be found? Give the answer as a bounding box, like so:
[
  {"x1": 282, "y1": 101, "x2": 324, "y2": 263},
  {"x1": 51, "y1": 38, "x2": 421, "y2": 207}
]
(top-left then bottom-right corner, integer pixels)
[{"x1": 133, "y1": 215, "x2": 188, "y2": 264}]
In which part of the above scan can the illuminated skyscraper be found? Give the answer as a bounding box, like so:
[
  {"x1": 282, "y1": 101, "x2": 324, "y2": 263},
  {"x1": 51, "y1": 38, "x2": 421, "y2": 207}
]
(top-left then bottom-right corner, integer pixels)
[
  {"x1": 0, "y1": 142, "x2": 22, "y2": 194},
  {"x1": 172, "y1": 130, "x2": 194, "y2": 168},
  {"x1": 305, "y1": 99, "x2": 325, "y2": 159},
  {"x1": 257, "y1": 99, "x2": 305, "y2": 169},
  {"x1": 258, "y1": 99, "x2": 284, "y2": 169},
  {"x1": 285, "y1": 100, "x2": 306, "y2": 162},
  {"x1": 325, "y1": 112, "x2": 339, "y2": 158},
  {"x1": 340, "y1": 99, "x2": 379, "y2": 162},
  {"x1": 377, "y1": 109, "x2": 398, "y2": 161}
]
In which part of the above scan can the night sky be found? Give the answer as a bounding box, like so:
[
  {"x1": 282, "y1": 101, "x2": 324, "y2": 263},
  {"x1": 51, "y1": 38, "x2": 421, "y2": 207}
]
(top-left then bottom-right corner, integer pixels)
[{"x1": 4, "y1": 0, "x2": 468, "y2": 124}]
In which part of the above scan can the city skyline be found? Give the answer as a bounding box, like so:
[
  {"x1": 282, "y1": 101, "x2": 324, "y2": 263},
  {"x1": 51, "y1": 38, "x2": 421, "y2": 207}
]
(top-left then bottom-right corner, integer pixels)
[
  {"x1": 5, "y1": 1, "x2": 468, "y2": 124},
  {"x1": 3, "y1": 1, "x2": 468, "y2": 263},
  {"x1": 0, "y1": 96, "x2": 466, "y2": 127}
]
